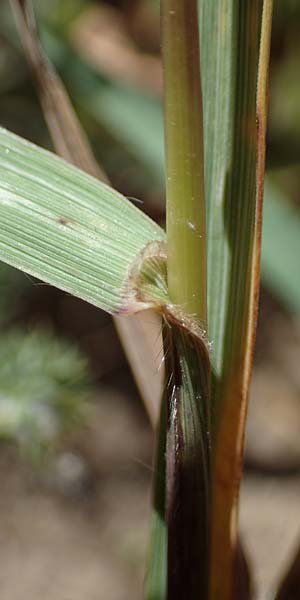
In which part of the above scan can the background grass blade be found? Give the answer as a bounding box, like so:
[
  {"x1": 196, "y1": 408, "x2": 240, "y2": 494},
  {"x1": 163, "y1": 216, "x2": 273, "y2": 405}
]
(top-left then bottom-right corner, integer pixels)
[
  {"x1": 262, "y1": 179, "x2": 300, "y2": 314},
  {"x1": 9, "y1": 0, "x2": 106, "y2": 181},
  {"x1": 197, "y1": 1, "x2": 272, "y2": 597},
  {"x1": 9, "y1": 0, "x2": 164, "y2": 425},
  {"x1": 0, "y1": 127, "x2": 164, "y2": 314}
]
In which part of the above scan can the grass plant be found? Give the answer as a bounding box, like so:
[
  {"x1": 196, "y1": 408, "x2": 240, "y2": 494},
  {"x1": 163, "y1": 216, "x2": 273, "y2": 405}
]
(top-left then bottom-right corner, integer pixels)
[{"x1": 1, "y1": 1, "x2": 299, "y2": 599}]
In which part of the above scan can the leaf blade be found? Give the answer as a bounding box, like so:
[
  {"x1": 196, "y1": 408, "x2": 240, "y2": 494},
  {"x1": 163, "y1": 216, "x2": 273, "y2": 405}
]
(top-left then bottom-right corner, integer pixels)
[
  {"x1": 0, "y1": 127, "x2": 164, "y2": 314},
  {"x1": 198, "y1": 1, "x2": 273, "y2": 598}
]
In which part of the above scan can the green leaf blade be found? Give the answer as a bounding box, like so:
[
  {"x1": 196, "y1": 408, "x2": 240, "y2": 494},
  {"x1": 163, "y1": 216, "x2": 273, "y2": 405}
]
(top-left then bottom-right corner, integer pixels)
[
  {"x1": 0, "y1": 127, "x2": 165, "y2": 314},
  {"x1": 198, "y1": 2, "x2": 272, "y2": 598}
]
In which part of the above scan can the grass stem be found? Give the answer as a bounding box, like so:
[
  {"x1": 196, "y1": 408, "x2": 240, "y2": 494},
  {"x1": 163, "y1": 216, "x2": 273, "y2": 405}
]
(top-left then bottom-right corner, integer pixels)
[{"x1": 162, "y1": 0, "x2": 207, "y2": 326}]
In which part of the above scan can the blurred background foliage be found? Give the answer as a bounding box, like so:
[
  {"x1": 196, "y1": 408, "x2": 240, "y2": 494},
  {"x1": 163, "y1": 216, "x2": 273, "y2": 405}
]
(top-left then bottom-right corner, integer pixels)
[
  {"x1": 0, "y1": 1, "x2": 300, "y2": 598},
  {"x1": 0, "y1": 241, "x2": 92, "y2": 464}
]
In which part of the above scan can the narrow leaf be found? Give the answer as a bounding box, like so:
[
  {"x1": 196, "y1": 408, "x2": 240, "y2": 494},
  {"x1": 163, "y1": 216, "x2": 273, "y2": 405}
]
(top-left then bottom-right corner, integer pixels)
[
  {"x1": 197, "y1": 1, "x2": 273, "y2": 597},
  {"x1": 0, "y1": 127, "x2": 164, "y2": 314}
]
